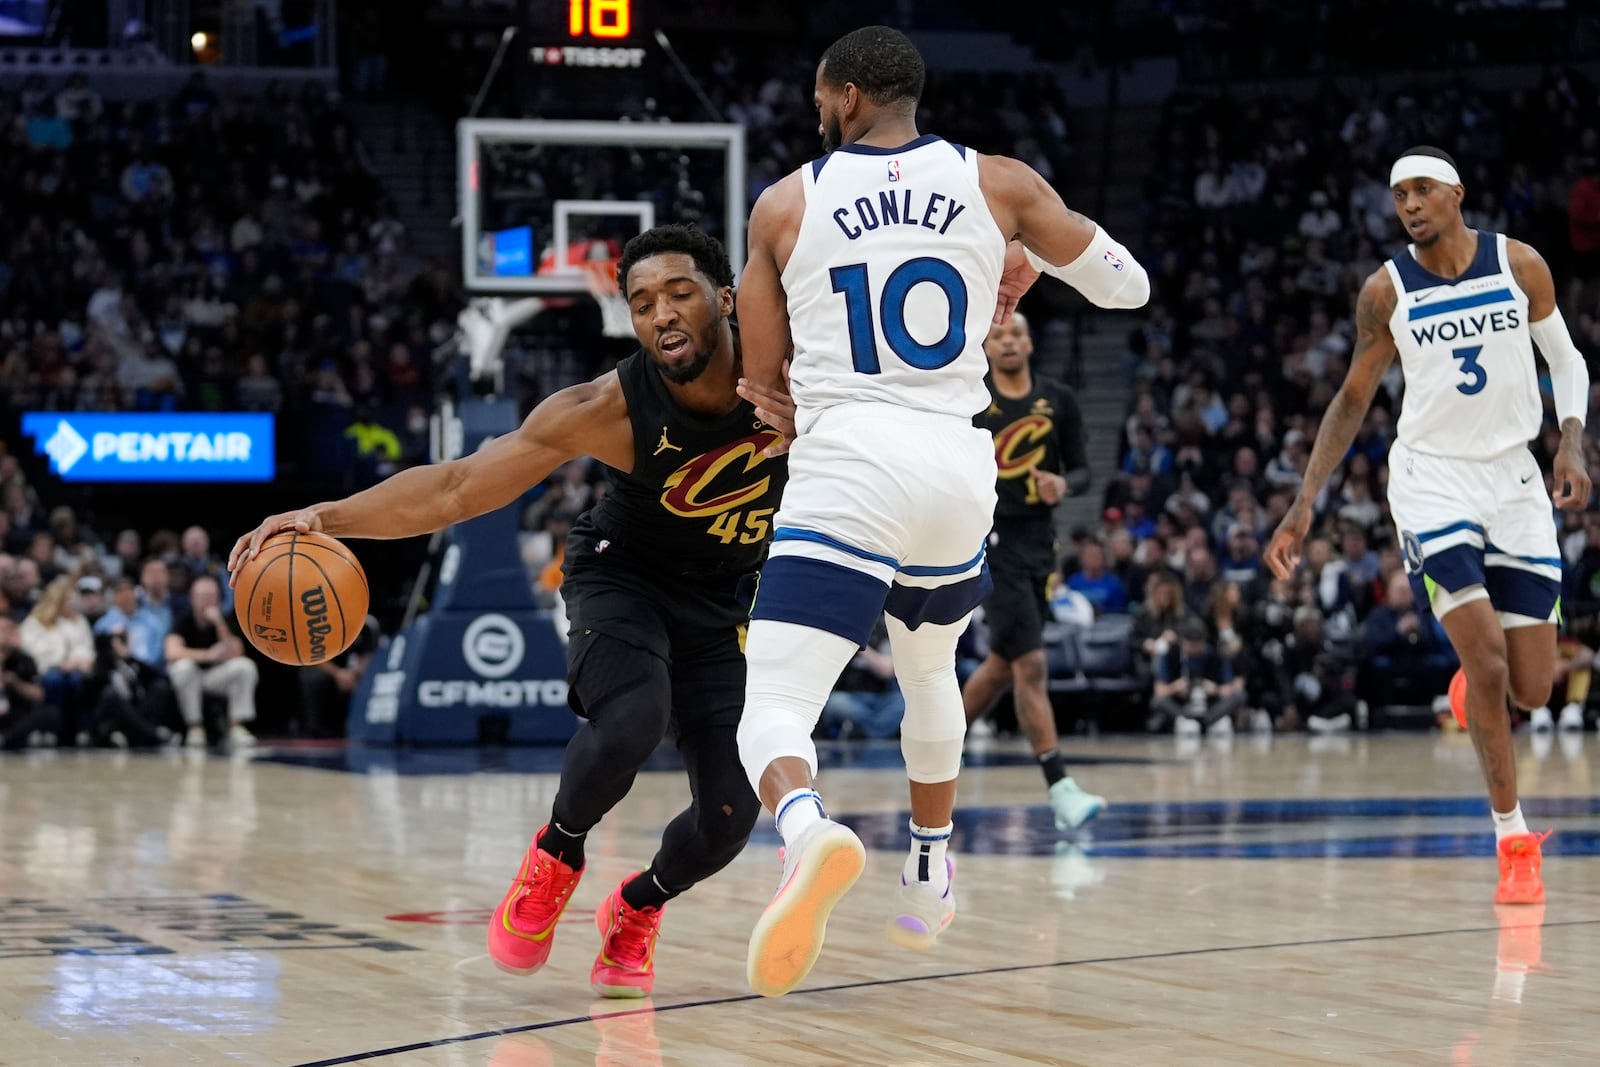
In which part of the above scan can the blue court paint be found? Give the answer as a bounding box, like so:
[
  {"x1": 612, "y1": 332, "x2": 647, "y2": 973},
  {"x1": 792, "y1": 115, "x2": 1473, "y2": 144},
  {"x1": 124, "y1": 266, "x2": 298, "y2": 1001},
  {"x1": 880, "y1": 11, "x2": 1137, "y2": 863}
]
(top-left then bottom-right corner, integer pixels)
[{"x1": 772, "y1": 795, "x2": 1600, "y2": 859}]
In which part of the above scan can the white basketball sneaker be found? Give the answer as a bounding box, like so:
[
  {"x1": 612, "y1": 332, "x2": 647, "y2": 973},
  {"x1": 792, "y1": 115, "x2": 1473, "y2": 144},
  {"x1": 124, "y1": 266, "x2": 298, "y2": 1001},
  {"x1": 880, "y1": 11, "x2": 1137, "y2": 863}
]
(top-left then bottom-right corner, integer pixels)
[
  {"x1": 1048, "y1": 777, "x2": 1106, "y2": 831},
  {"x1": 746, "y1": 819, "x2": 864, "y2": 998},
  {"x1": 885, "y1": 858, "x2": 955, "y2": 952},
  {"x1": 1558, "y1": 703, "x2": 1585, "y2": 732}
]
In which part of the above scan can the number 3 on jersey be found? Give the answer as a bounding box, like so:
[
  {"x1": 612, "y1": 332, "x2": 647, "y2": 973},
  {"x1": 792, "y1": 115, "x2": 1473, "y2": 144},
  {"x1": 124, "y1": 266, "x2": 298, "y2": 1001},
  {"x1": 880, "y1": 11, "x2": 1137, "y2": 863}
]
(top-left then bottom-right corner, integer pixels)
[
  {"x1": 830, "y1": 257, "x2": 968, "y2": 374},
  {"x1": 1452, "y1": 344, "x2": 1486, "y2": 395}
]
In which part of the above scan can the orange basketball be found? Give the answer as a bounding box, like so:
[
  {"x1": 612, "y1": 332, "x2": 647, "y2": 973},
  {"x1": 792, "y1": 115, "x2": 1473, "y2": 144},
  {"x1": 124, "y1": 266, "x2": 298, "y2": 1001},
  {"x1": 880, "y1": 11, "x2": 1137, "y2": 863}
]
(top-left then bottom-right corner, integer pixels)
[
  {"x1": 233, "y1": 530, "x2": 369, "y2": 666},
  {"x1": 1448, "y1": 668, "x2": 1468, "y2": 730}
]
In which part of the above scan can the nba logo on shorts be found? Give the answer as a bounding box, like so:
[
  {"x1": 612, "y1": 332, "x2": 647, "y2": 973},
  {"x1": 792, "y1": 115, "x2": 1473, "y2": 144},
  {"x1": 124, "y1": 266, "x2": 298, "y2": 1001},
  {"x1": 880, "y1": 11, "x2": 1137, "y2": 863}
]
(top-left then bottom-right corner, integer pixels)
[
  {"x1": 1103, "y1": 250, "x2": 1125, "y2": 271},
  {"x1": 887, "y1": 160, "x2": 901, "y2": 182}
]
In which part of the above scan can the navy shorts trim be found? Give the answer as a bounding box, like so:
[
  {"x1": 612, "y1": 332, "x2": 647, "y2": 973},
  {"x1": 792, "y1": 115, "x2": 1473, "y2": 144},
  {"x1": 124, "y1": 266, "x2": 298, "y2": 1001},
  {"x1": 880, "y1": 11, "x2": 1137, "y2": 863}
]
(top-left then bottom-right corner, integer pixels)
[{"x1": 750, "y1": 555, "x2": 887, "y2": 646}]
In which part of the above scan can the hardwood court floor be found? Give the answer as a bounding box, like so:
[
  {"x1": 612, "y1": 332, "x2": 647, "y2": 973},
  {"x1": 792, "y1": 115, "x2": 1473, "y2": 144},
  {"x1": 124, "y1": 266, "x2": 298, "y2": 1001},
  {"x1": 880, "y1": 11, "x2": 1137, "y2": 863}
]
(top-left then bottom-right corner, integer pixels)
[{"x1": 2, "y1": 731, "x2": 1598, "y2": 1067}]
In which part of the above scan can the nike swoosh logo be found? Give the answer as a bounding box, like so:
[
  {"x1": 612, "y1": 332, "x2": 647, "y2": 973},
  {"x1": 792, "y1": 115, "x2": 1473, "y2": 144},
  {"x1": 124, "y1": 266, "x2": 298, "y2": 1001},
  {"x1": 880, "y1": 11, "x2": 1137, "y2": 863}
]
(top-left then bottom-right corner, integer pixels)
[
  {"x1": 1521, "y1": 474, "x2": 1535, "y2": 484},
  {"x1": 1411, "y1": 291, "x2": 1436, "y2": 303}
]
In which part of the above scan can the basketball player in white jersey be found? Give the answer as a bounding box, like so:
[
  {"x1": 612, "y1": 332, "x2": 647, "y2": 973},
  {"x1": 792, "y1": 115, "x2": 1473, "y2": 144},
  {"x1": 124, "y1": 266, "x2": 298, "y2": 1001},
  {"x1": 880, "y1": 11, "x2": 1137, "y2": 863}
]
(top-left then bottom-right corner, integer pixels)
[
  {"x1": 1266, "y1": 146, "x2": 1591, "y2": 905},
  {"x1": 731, "y1": 25, "x2": 1150, "y2": 997}
]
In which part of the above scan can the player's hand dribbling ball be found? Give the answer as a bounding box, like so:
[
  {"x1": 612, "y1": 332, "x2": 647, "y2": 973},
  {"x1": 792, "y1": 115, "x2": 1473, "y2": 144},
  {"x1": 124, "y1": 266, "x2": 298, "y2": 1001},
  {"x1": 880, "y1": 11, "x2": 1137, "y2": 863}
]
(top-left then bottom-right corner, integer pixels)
[
  {"x1": 1448, "y1": 668, "x2": 1468, "y2": 730},
  {"x1": 232, "y1": 530, "x2": 369, "y2": 666}
]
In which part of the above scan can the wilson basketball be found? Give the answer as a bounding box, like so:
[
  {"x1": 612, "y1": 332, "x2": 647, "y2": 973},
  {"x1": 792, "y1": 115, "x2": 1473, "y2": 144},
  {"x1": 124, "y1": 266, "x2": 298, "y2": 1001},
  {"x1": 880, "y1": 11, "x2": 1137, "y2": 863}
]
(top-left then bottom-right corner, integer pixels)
[{"x1": 234, "y1": 530, "x2": 369, "y2": 666}]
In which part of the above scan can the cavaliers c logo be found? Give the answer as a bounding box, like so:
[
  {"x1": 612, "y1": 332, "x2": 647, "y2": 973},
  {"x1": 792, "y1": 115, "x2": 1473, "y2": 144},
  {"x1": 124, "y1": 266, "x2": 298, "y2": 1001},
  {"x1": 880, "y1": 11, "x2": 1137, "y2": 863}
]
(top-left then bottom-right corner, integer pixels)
[
  {"x1": 661, "y1": 429, "x2": 783, "y2": 518},
  {"x1": 992, "y1": 415, "x2": 1051, "y2": 479}
]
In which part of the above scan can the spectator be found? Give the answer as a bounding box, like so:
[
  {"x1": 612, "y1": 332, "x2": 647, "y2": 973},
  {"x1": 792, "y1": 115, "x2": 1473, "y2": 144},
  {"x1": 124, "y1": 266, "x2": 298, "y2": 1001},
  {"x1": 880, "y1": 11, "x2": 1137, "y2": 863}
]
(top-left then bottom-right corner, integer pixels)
[
  {"x1": 1362, "y1": 571, "x2": 1456, "y2": 711},
  {"x1": 1219, "y1": 524, "x2": 1263, "y2": 585},
  {"x1": 94, "y1": 577, "x2": 168, "y2": 669},
  {"x1": 298, "y1": 615, "x2": 380, "y2": 738},
  {"x1": 235, "y1": 354, "x2": 284, "y2": 411},
  {"x1": 172, "y1": 526, "x2": 227, "y2": 592},
  {"x1": 2, "y1": 558, "x2": 41, "y2": 620},
  {"x1": 1066, "y1": 541, "x2": 1128, "y2": 615},
  {"x1": 1569, "y1": 156, "x2": 1600, "y2": 281},
  {"x1": 821, "y1": 623, "x2": 905, "y2": 740},
  {"x1": 344, "y1": 405, "x2": 404, "y2": 484},
  {"x1": 100, "y1": 529, "x2": 144, "y2": 580},
  {"x1": 19, "y1": 577, "x2": 96, "y2": 745},
  {"x1": 164, "y1": 576, "x2": 257, "y2": 748},
  {"x1": 137, "y1": 557, "x2": 184, "y2": 640},
  {"x1": 1275, "y1": 605, "x2": 1360, "y2": 733},
  {"x1": 1133, "y1": 571, "x2": 1195, "y2": 668},
  {"x1": 0, "y1": 615, "x2": 54, "y2": 750},
  {"x1": 89, "y1": 629, "x2": 175, "y2": 748},
  {"x1": 1298, "y1": 190, "x2": 1342, "y2": 241},
  {"x1": 76, "y1": 575, "x2": 107, "y2": 626},
  {"x1": 1149, "y1": 617, "x2": 1245, "y2": 737}
]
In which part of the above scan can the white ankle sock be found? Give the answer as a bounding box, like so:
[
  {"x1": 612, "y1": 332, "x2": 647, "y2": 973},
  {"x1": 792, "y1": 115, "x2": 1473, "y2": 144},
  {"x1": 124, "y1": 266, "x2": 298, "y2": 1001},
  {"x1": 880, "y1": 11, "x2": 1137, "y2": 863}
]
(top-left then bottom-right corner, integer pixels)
[
  {"x1": 775, "y1": 788, "x2": 825, "y2": 845},
  {"x1": 903, "y1": 820, "x2": 952, "y2": 894},
  {"x1": 1492, "y1": 804, "x2": 1528, "y2": 840}
]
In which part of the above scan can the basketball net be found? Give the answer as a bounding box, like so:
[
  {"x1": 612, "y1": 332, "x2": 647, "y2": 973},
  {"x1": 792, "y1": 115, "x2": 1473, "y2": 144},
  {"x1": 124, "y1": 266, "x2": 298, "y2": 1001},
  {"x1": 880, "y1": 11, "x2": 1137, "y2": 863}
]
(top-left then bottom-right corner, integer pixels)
[{"x1": 580, "y1": 259, "x2": 633, "y2": 340}]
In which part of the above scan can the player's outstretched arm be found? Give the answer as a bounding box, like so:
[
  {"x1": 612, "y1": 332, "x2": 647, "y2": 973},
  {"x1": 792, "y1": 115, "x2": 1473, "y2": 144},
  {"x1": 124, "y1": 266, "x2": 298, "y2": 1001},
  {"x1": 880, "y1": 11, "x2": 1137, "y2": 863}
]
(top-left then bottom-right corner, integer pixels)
[
  {"x1": 1509, "y1": 240, "x2": 1593, "y2": 509},
  {"x1": 226, "y1": 375, "x2": 629, "y2": 583},
  {"x1": 978, "y1": 154, "x2": 1149, "y2": 310},
  {"x1": 1265, "y1": 270, "x2": 1398, "y2": 579},
  {"x1": 737, "y1": 174, "x2": 801, "y2": 396}
]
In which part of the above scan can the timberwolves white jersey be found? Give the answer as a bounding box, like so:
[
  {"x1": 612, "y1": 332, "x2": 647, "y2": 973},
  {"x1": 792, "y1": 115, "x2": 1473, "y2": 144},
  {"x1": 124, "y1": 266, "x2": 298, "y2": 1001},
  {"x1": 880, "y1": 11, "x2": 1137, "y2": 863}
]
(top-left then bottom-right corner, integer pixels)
[
  {"x1": 781, "y1": 134, "x2": 1006, "y2": 432},
  {"x1": 1383, "y1": 230, "x2": 1542, "y2": 458}
]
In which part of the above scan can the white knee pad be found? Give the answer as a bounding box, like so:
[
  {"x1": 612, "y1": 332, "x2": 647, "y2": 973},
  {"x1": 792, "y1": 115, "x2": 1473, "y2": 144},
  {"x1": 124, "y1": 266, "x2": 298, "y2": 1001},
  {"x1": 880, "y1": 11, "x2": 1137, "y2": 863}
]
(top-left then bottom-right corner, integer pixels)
[
  {"x1": 886, "y1": 615, "x2": 969, "y2": 784},
  {"x1": 737, "y1": 620, "x2": 859, "y2": 795}
]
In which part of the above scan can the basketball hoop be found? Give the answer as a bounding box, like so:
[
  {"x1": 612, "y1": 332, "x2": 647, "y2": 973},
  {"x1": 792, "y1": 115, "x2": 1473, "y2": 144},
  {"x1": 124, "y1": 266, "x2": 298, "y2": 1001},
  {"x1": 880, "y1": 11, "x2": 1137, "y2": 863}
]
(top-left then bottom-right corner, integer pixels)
[{"x1": 581, "y1": 259, "x2": 633, "y2": 340}]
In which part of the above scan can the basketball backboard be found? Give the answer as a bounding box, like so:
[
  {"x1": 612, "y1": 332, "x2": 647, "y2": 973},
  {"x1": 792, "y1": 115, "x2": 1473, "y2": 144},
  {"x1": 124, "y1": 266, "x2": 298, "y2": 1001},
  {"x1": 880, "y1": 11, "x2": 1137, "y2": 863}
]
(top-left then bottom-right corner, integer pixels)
[{"x1": 458, "y1": 119, "x2": 746, "y2": 295}]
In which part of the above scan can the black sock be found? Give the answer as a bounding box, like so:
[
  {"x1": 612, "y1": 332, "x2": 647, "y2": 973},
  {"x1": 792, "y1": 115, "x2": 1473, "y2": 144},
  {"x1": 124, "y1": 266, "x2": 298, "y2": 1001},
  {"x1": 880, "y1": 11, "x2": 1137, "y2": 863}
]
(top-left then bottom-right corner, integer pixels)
[
  {"x1": 619, "y1": 868, "x2": 675, "y2": 911},
  {"x1": 1038, "y1": 750, "x2": 1067, "y2": 787},
  {"x1": 537, "y1": 820, "x2": 588, "y2": 869}
]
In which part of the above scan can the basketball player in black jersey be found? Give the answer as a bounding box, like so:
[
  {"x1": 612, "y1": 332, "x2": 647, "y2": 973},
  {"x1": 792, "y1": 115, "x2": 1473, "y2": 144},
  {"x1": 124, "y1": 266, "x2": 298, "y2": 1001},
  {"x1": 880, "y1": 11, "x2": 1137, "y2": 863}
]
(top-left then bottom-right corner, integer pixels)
[
  {"x1": 961, "y1": 313, "x2": 1106, "y2": 830},
  {"x1": 228, "y1": 225, "x2": 789, "y2": 998}
]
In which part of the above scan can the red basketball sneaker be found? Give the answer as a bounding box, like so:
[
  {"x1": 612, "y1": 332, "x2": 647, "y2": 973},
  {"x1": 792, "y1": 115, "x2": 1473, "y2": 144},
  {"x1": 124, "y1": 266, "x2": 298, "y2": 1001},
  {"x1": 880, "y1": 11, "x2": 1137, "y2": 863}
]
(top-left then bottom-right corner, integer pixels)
[
  {"x1": 1495, "y1": 830, "x2": 1551, "y2": 905},
  {"x1": 591, "y1": 884, "x2": 662, "y2": 998},
  {"x1": 487, "y1": 828, "x2": 584, "y2": 975}
]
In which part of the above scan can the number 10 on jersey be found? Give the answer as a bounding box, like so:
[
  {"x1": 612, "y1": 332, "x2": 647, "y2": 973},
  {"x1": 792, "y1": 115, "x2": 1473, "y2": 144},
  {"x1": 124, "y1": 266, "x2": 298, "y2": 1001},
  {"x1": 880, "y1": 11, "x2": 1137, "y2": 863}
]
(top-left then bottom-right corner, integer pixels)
[{"x1": 830, "y1": 257, "x2": 969, "y2": 373}]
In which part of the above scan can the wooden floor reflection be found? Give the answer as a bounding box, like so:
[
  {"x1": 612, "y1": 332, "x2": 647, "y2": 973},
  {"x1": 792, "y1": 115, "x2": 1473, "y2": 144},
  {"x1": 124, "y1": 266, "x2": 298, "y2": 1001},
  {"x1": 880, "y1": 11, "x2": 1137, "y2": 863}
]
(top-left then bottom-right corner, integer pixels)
[{"x1": 2, "y1": 730, "x2": 1597, "y2": 1066}]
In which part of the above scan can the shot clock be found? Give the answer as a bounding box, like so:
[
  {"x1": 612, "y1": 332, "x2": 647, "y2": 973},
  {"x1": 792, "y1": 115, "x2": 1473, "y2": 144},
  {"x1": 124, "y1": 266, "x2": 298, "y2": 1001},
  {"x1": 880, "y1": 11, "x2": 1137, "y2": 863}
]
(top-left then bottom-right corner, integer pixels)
[{"x1": 526, "y1": 0, "x2": 650, "y2": 68}]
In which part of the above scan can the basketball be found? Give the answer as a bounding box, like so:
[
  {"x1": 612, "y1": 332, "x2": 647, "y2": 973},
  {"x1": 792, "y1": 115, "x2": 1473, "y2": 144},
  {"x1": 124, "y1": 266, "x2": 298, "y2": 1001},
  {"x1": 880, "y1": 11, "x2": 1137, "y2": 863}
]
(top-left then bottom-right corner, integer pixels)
[
  {"x1": 1449, "y1": 668, "x2": 1468, "y2": 730},
  {"x1": 233, "y1": 530, "x2": 369, "y2": 666}
]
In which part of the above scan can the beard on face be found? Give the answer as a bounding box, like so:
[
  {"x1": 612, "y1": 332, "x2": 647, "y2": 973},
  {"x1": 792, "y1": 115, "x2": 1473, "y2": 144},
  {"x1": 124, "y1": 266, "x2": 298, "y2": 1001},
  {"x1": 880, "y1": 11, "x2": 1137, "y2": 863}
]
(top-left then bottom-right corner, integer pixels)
[
  {"x1": 654, "y1": 315, "x2": 722, "y2": 384},
  {"x1": 821, "y1": 112, "x2": 843, "y2": 154}
]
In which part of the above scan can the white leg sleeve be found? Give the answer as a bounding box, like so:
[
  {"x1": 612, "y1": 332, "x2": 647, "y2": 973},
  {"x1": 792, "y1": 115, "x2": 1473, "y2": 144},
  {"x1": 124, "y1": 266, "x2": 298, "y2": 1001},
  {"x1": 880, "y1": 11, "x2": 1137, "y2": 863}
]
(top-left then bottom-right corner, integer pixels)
[
  {"x1": 738, "y1": 620, "x2": 859, "y2": 796},
  {"x1": 886, "y1": 614, "x2": 970, "y2": 784}
]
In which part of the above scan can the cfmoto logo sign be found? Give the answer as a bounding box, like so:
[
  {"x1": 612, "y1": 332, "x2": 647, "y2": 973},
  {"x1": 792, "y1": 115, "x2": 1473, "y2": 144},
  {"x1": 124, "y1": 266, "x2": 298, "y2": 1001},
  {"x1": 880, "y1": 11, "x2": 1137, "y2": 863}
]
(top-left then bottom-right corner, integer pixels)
[{"x1": 462, "y1": 614, "x2": 524, "y2": 678}]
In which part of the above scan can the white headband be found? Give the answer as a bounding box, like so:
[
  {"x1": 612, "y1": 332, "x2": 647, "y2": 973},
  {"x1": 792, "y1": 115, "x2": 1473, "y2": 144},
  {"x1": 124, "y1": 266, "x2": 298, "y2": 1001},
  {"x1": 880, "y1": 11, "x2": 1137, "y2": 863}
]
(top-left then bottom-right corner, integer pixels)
[{"x1": 1390, "y1": 154, "x2": 1461, "y2": 188}]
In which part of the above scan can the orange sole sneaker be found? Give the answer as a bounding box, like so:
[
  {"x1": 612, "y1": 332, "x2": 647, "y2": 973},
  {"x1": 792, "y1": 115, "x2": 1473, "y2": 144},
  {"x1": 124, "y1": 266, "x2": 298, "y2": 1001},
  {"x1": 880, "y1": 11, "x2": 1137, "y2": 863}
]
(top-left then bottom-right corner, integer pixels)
[{"x1": 746, "y1": 821, "x2": 865, "y2": 998}]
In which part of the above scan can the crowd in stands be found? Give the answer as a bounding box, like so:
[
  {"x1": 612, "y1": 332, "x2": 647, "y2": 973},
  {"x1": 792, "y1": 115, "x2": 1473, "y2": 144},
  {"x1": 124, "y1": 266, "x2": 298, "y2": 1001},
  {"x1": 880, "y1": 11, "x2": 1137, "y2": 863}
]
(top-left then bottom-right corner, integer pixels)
[
  {"x1": 0, "y1": 446, "x2": 379, "y2": 748},
  {"x1": 1048, "y1": 69, "x2": 1600, "y2": 735},
  {"x1": 0, "y1": 71, "x2": 420, "y2": 748},
  {"x1": 0, "y1": 72, "x2": 453, "y2": 486}
]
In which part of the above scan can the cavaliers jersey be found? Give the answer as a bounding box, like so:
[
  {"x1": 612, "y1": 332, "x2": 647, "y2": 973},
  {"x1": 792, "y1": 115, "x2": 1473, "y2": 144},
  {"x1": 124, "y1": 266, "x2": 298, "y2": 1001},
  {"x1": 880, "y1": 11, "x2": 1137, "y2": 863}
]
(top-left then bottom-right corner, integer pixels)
[
  {"x1": 565, "y1": 350, "x2": 789, "y2": 588},
  {"x1": 1383, "y1": 230, "x2": 1542, "y2": 459},
  {"x1": 780, "y1": 134, "x2": 1007, "y2": 433},
  {"x1": 979, "y1": 375, "x2": 1086, "y2": 521}
]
